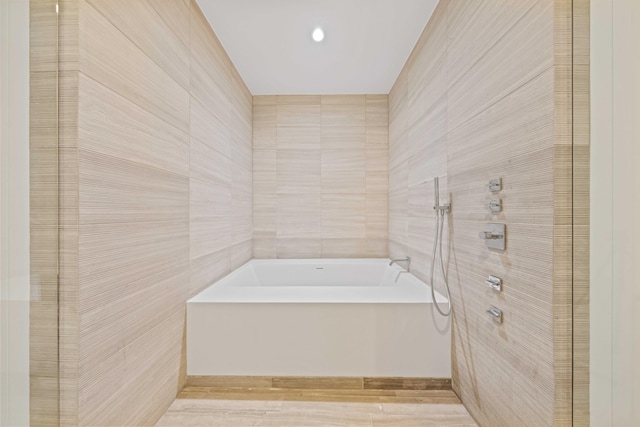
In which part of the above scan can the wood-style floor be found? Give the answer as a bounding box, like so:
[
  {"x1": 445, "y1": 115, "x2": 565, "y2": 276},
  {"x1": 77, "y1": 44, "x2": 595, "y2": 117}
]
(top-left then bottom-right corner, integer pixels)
[{"x1": 156, "y1": 387, "x2": 478, "y2": 426}]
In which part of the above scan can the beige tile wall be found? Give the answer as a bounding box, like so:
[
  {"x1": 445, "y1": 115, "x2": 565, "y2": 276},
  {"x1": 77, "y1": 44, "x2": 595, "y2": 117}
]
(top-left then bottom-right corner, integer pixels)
[
  {"x1": 388, "y1": 0, "x2": 578, "y2": 425},
  {"x1": 57, "y1": 0, "x2": 252, "y2": 425},
  {"x1": 253, "y1": 95, "x2": 388, "y2": 259},
  {"x1": 29, "y1": 1, "x2": 60, "y2": 425}
]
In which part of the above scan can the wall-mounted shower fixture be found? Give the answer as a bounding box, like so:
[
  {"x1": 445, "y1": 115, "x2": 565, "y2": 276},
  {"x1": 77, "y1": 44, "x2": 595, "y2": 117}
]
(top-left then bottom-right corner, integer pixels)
[
  {"x1": 430, "y1": 177, "x2": 451, "y2": 317},
  {"x1": 479, "y1": 223, "x2": 506, "y2": 251},
  {"x1": 486, "y1": 306, "x2": 503, "y2": 323},
  {"x1": 433, "y1": 177, "x2": 451, "y2": 214},
  {"x1": 486, "y1": 275, "x2": 502, "y2": 292},
  {"x1": 489, "y1": 199, "x2": 502, "y2": 213},
  {"x1": 488, "y1": 178, "x2": 502, "y2": 192}
]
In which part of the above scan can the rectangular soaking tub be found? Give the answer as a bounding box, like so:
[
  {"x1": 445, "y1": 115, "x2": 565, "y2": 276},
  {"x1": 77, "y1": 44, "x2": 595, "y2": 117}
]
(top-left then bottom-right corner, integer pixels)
[{"x1": 187, "y1": 259, "x2": 451, "y2": 377}]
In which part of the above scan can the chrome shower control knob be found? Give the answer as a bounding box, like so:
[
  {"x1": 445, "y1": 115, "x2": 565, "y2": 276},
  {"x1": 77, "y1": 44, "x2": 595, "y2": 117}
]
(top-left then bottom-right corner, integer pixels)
[
  {"x1": 489, "y1": 199, "x2": 502, "y2": 213},
  {"x1": 486, "y1": 306, "x2": 503, "y2": 323},
  {"x1": 479, "y1": 231, "x2": 502, "y2": 240},
  {"x1": 479, "y1": 224, "x2": 506, "y2": 251},
  {"x1": 488, "y1": 178, "x2": 502, "y2": 192},
  {"x1": 486, "y1": 275, "x2": 502, "y2": 291}
]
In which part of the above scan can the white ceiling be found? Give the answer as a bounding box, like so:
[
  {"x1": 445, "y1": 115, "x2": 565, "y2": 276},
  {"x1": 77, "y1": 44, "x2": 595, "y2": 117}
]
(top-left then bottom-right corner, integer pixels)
[{"x1": 195, "y1": 0, "x2": 440, "y2": 95}]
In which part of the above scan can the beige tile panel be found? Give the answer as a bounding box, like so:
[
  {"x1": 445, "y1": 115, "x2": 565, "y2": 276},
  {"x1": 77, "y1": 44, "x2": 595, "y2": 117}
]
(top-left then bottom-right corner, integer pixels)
[
  {"x1": 277, "y1": 126, "x2": 321, "y2": 150},
  {"x1": 366, "y1": 126, "x2": 389, "y2": 147},
  {"x1": 76, "y1": 226, "x2": 188, "y2": 412},
  {"x1": 447, "y1": 1, "x2": 554, "y2": 131},
  {"x1": 407, "y1": 96, "x2": 447, "y2": 158},
  {"x1": 407, "y1": 137, "x2": 447, "y2": 188},
  {"x1": 147, "y1": 0, "x2": 191, "y2": 52},
  {"x1": 321, "y1": 239, "x2": 370, "y2": 258},
  {"x1": 321, "y1": 126, "x2": 366, "y2": 151},
  {"x1": 276, "y1": 238, "x2": 323, "y2": 259},
  {"x1": 277, "y1": 171, "x2": 321, "y2": 194},
  {"x1": 79, "y1": 74, "x2": 190, "y2": 177},
  {"x1": 321, "y1": 150, "x2": 366, "y2": 173},
  {"x1": 366, "y1": 172, "x2": 389, "y2": 195},
  {"x1": 322, "y1": 171, "x2": 366, "y2": 195},
  {"x1": 29, "y1": 3, "x2": 59, "y2": 424},
  {"x1": 366, "y1": 148, "x2": 389, "y2": 173},
  {"x1": 80, "y1": 0, "x2": 190, "y2": 133},
  {"x1": 365, "y1": 239, "x2": 388, "y2": 258},
  {"x1": 321, "y1": 216, "x2": 367, "y2": 239},
  {"x1": 190, "y1": 178, "x2": 232, "y2": 219},
  {"x1": 78, "y1": 308, "x2": 185, "y2": 426},
  {"x1": 190, "y1": 138, "x2": 231, "y2": 185},
  {"x1": 232, "y1": 215, "x2": 253, "y2": 245},
  {"x1": 230, "y1": 131, "x2": 252, "y2": 172},
  {"x1": 407, "y1": 51, "x2": 447, "y2": 123},
  {"x1": 278, "y1": 95, "x2": 321, "y2": 105},
  {"x1": 571, "y1": 3, "x2": 590, "y2": 422},
  {"x1": 30, "y1": 1, "x2": 58, "y2": 73},
  {"x1": 190, "y1": 54, "x2": 230, "y2": 130},
  {"x1": 189, "y1": 249, "x2": 232, "y2": 298},
  {"x1": 190, "y1": 96, "x2": 232, "y2": 158},
  {"x1": 230, "y1": 240, "x2": 252, "y2": 270},
  {"x1": 254, "y1": 95, "x2": 277, "y2": 105},
  {"x1": 322, "y1": 193, "x2": 366, "y2": 217},
  {"x1": 366, "y1": 194, "x2": 388, "y2": 222},
  {"x1": 253, "y1": 150, "x2": 277, "y2": 172},
  {"x1": 445, "y1": 0, "x2": 538, "y2": 88},
  {"x1": 253, "y1": 104, "x2": 277, "y2": 128},
  {"x1": 366, "y1": 95, "x2": 389, "y2": 127},
  {"x1": 253, "y1": 172, "x2": 276, "y2": 196},
  {"x1": 190, "y1": 218, "x2": 233, "y2": 260},
  {"x1": 321, "y1": 104, "x2": 366, "y2": 127},
  {"x1": 277, "y1": 104, "x2": 321, "y2": 127},
  {"x1": 321, "y1": 95, "x2": 366, "y2": 105},
  {"x1": 189, "y1": 4, "x2": 234, "y2": 116},
  {"x1": 78, "y1": 149, "x2": 189, "y2": 224},
  {"x1": 276, "y1": 217, "x2": 321, "y2": 239},
  {"x1": 253, "y1": 238, "x2": 277, "y2": 259},
  {"x1": 86, "y1": 0, "x2": 190, "y2": 89},
  {"x1": 277, "y1": 149, "x2": 321, "y2": 173}
]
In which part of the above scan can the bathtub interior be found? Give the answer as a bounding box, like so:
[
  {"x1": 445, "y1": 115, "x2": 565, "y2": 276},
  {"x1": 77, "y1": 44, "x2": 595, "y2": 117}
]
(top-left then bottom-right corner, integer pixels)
[{"x1": 188, "y1": 258, "x2": 449, "y2": 304}]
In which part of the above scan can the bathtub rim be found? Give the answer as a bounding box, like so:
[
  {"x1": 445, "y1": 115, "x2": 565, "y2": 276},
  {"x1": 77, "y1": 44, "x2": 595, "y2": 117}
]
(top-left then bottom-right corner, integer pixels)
[{"x1": 188, "y1": 258, "x2": 449, "y2": 304}]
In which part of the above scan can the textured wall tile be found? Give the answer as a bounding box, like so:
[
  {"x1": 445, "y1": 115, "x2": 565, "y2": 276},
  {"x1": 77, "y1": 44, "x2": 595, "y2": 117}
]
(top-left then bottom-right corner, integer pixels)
[
  {"x1": 58, "y1": 0, "x2": 254, "y2": 425},
  {"x1": 254, "y1": 95, "x2": 389, "y2": 258},
  {"x1": 388, "y1": 0, "x2": 575, "y2": 425}
]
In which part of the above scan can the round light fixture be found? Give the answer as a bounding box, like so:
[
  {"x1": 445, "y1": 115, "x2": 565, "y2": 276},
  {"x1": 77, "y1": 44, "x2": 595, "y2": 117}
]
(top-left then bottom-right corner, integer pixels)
[{"x1": 312, "y1": 27, "x2": 324, "y2": 42}]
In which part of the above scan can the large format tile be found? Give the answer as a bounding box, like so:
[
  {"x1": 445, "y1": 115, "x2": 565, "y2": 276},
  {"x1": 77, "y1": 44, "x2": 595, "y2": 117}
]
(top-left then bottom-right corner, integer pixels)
[{"x1": 255, "y1": 95, "x2": 389, "y2": 258}]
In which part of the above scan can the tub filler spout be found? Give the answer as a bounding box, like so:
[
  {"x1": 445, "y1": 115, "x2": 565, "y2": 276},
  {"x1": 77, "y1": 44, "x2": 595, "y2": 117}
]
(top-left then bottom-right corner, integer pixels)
[{"x1": 389, "y1": 256, "x2": 411, "y2": 269}]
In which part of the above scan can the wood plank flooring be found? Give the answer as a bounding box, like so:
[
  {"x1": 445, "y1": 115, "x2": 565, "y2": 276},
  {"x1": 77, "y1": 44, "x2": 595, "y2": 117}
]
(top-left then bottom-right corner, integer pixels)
[
  {"x1": 156, "y1": 386, "x2": 477, "y2": 426},
  {"x1": 157, "y1": 398, "x2": 477, "y2": 426}
]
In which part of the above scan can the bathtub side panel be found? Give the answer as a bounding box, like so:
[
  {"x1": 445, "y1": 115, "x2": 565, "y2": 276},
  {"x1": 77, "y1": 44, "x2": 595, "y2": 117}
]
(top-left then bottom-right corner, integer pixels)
[{"x1": 187, "y1": 303, "x2": 450, "y2": 377}]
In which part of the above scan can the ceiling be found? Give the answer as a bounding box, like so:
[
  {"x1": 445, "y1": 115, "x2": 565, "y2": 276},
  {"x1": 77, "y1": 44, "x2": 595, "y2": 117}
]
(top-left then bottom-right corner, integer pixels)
[{"x1": 195, "y1": 0, "x2": 440, "y2": 95}]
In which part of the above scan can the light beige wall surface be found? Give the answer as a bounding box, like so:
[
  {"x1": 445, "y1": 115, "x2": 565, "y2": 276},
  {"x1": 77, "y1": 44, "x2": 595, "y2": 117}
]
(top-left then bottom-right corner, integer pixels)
[
  {"x1": 58, "y1": 0, "x2": 252, "y2": 425},
  {"x1": 1, "y1": 1, "x2": 33, "y2": 425},
  {"x1": 591, "y1": 0, "x2": 640, "y2": 425},
  {"x1": 253, "y1": 95, "x2": 388, "y2": 259},
  {"x1": 388, "y1": 0, "x2": 575, "y2": 425}
]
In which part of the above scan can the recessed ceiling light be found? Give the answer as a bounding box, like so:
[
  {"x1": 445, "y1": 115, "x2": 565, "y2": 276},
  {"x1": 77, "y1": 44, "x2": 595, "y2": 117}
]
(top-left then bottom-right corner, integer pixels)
[{"x1": 312, "y1": 27, "x2": 324, "y2": 42}]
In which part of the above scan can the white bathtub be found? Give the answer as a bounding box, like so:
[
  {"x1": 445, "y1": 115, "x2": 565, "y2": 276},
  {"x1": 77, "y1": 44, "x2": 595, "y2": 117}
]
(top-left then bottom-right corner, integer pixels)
[{"x1": 187, "y1": 259, "x2": 451, "y2": 378}]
